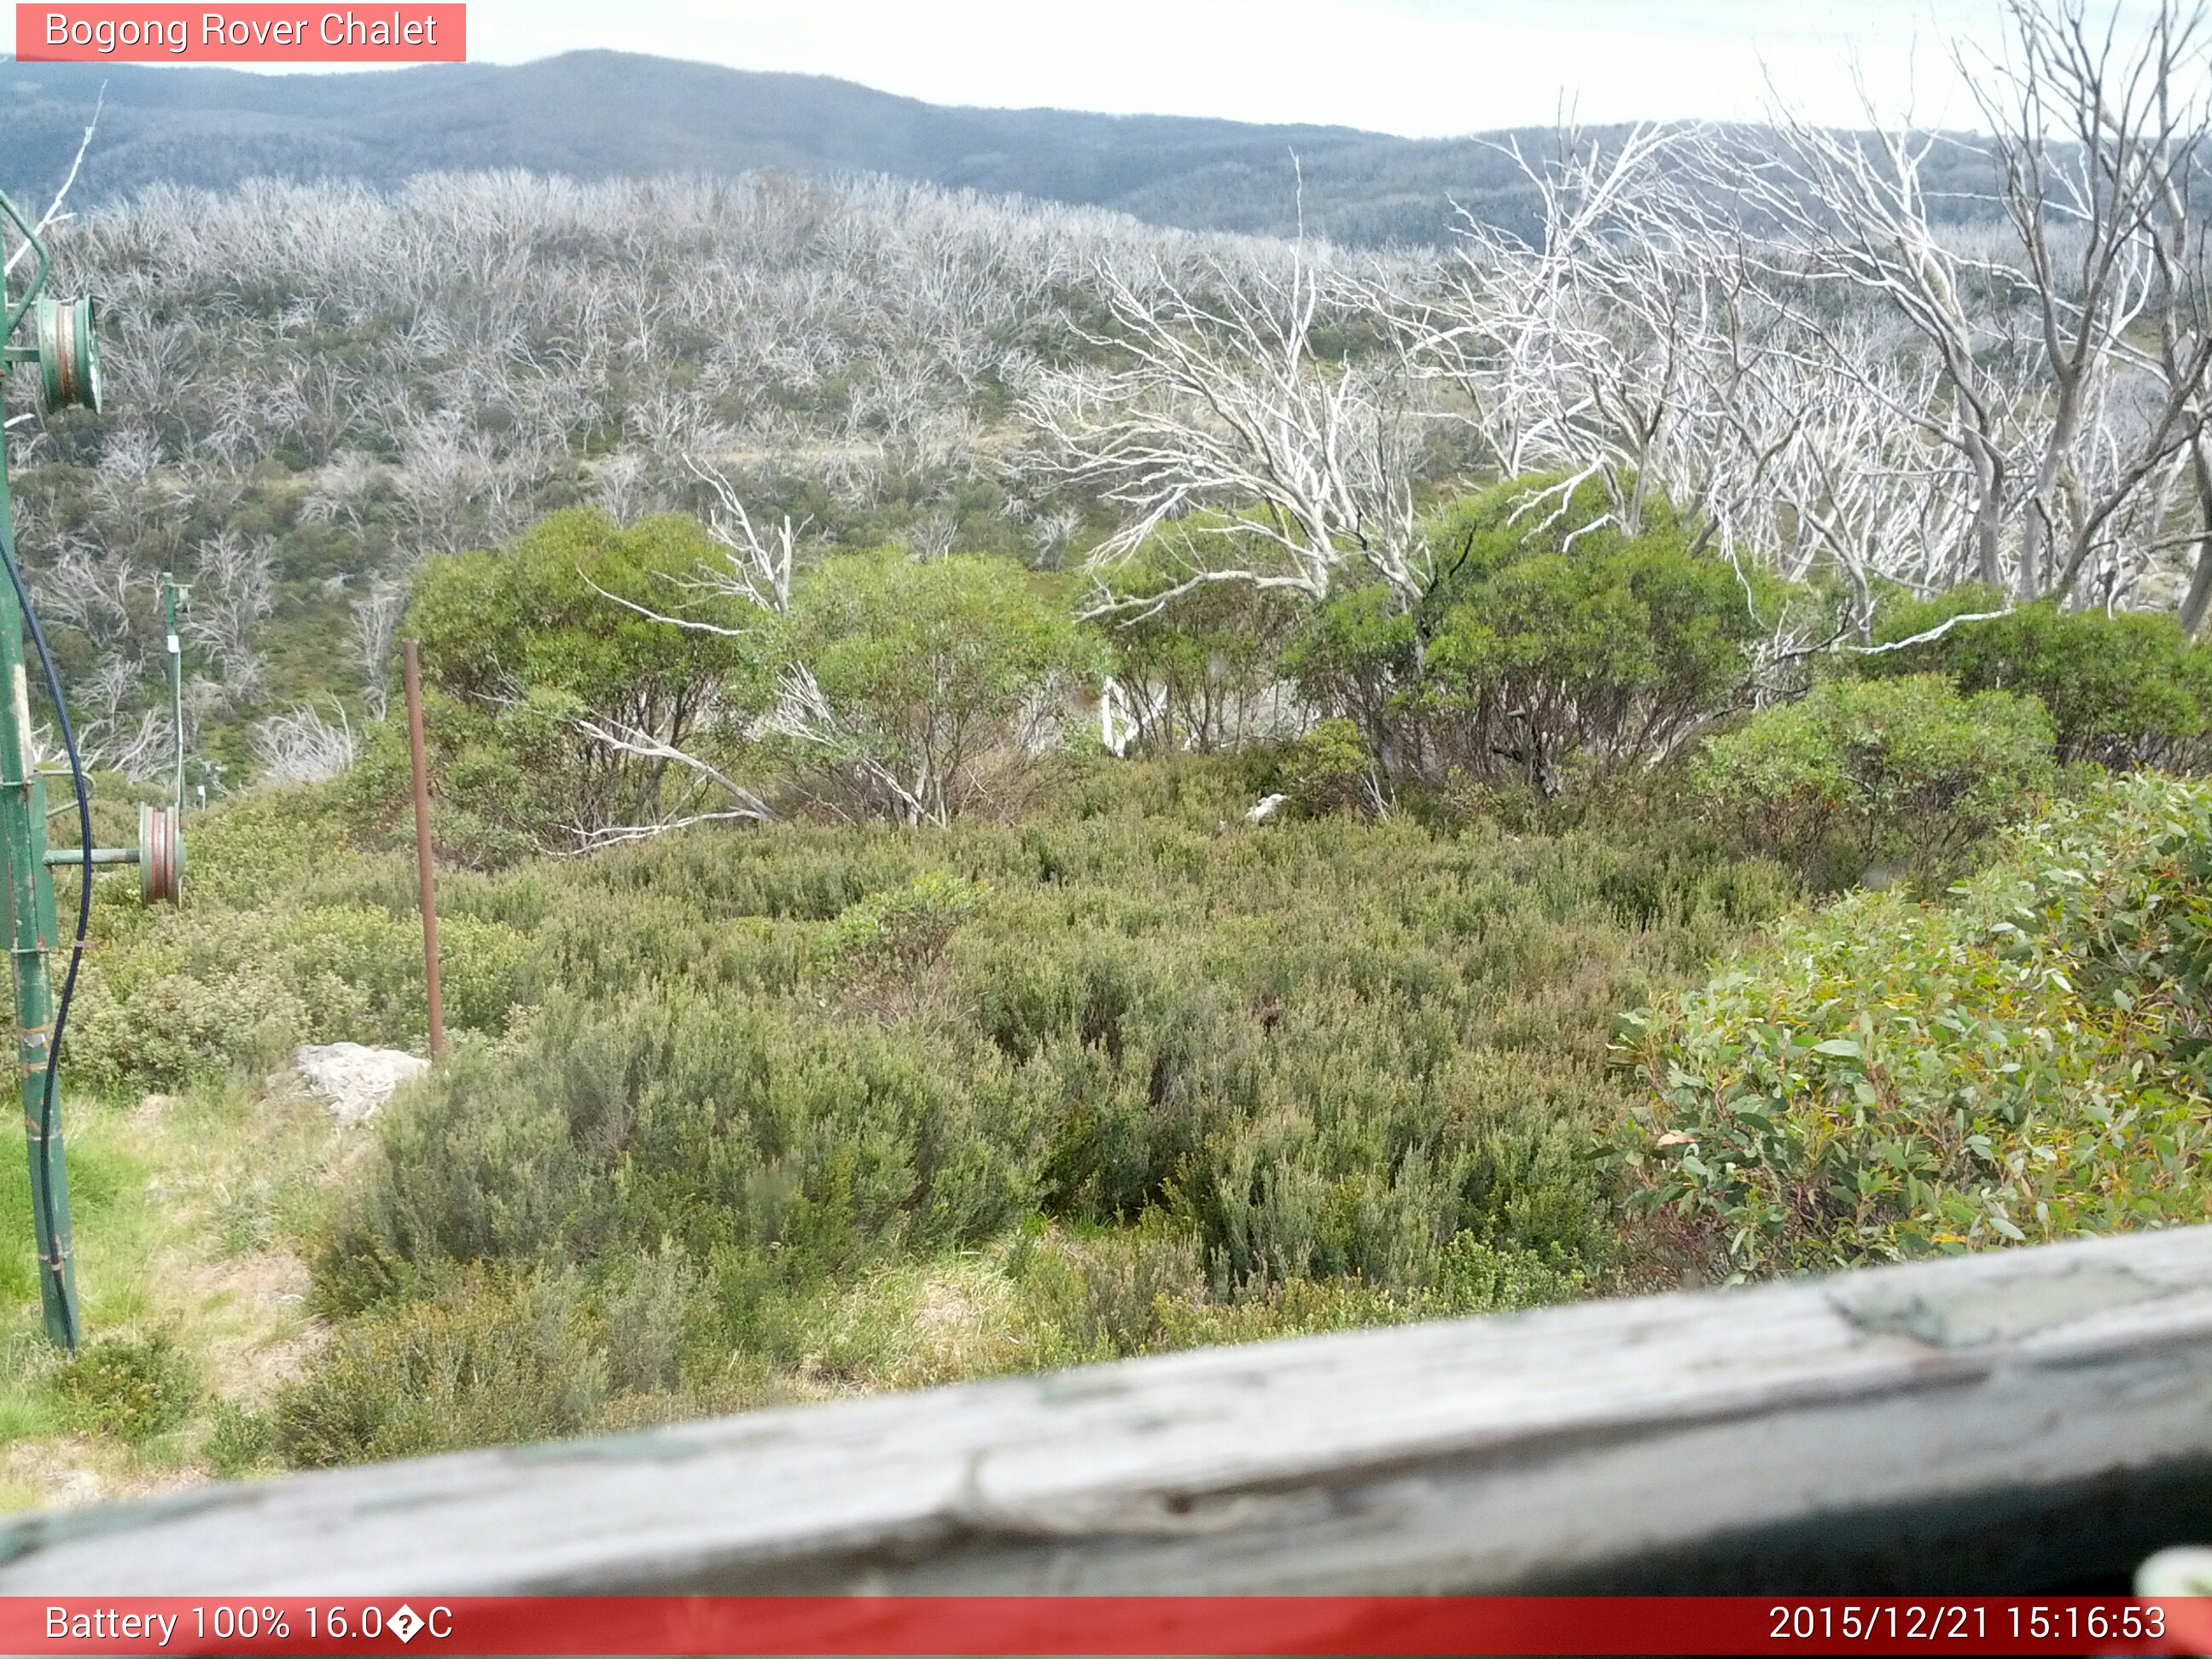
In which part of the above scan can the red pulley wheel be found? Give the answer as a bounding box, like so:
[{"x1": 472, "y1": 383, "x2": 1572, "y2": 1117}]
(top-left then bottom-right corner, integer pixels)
[{"x1": 138, "y1": 804, "x2": 183, "y2": 905}]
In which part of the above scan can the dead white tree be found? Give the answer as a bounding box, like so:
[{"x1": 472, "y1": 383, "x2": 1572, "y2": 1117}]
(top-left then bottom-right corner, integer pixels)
[
  {"x1": 591, "y1": 451, "x2": 650, "y2": 526},
  {"x1": 2, "y1": 84, "x2": 102, "y2": 281},
  {"x1": 1708, "y1": 0, "x2": 2212, "y2": 610},
  {"x1": 1755, "y1": 339, "x2": 1982, "y2": 620},
  {"x1": 251, "y1": 700, "x2": 358, "y2": 784},
  {"x1": 72, "y1": 655, "x2": 168, "y2": 777},
  {"x1": 757, "y1": 662, "x2": 931, "y2": 826},
  {"x1": 184, "y1": 530, "x2": 276, "y2": 701},
  {"x1": 1970, "y1": 0, "x2": 2212, "y2": 603},
  {"x1": 301, "y1": 449, "x2": 385, "y2": 533},
  {"x1": 686, "y1": 457, "x2": 797, "y2": 614},
  {"x1": 1701, "y1": 107, "x2": 2029, "y2": 594},
  {"x1": 1400, "y1": 125, "x2": 1730, "y2": 538},
  {"x1": 567, "y1": 710, "x2": 777, "y2": 842},
  {"x1": 1024, "y1": 240, "x2": 1432, "y2": 620},
  {"x1": 348, "y1": 577, "x2": 406, "y2": 719},
  {"x1": 554, "y1": 465, "x2": 800, "y2": 844}
]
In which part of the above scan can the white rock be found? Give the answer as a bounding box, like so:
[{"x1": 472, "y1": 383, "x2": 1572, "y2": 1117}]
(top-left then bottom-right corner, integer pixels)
[
  {"x1": 1244, "y1": 792, "x2": 1289, "y2": 824},
  {"x1": 292, "y1": 1042, "x2": 429, "y2": 1128}
]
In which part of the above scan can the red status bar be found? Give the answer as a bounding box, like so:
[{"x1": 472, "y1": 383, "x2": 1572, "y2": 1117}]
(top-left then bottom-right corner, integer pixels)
[{"x1": 7, "y1": 1596, "x2": 2209, "y2": 1656}]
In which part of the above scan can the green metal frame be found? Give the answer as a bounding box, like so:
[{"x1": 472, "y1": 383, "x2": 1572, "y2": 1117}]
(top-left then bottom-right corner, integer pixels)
[
  {"x1": 0, "y1": 189, "x2": 169, "y2": 1350},
  {"x1": 0, "y1": 188, "x2": 185, "y2": 1344},
  {"x1": 166, "y1": 577, "x2": 183, "y2": 815},
  {"x1": 0, "y1": 191, "x2": 50, "y2": 339},
  {"x1": 0, "y1": 193, "x2": 76, "y2": 1348}
]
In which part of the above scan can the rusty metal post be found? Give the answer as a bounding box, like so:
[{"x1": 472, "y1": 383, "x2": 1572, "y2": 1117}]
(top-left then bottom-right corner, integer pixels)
[{"x1": 402, "y1": 640, "x2": 445, "y2": 1058}]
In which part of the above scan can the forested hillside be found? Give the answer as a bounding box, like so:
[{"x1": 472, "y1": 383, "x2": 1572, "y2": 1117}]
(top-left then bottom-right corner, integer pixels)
[
  {"x1": 0, "y1": 52, "x2": 2012, "y2": 246},
  {"x1": 14, "y1": 168, "x2": 1244, "y2": 786},
  {"x1": 3, "y1": 0, "x2": 2211, "y2": 1511}
]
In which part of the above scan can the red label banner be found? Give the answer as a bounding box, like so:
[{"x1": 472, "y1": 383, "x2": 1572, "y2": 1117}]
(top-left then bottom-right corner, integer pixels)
[
  {"x1": 14, "y1": 5, "x2": 464, "y2": 61},
  {"x1": 0, "y1": 1596, "x2": 2208, "y2": 1656}
]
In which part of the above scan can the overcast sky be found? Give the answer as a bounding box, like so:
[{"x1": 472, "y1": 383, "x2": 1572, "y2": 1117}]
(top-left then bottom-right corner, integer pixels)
[{"x1": 447, "y1": 0, "x2": 2025, "y2": 135}]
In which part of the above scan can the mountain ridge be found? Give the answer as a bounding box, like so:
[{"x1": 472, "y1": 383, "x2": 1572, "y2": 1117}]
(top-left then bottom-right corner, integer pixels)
[{"x1": 0, "y1": 49, "x2": 1582, "y2": 244}]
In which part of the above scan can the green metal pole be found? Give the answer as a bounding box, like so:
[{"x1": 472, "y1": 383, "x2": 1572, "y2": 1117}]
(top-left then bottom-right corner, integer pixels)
[
  {"x1": 0, "y1": 423, "x2": 76, "y2": 1352},
  {"x1": 165, "y1": 576, "x2": 183, "y2": 814}
]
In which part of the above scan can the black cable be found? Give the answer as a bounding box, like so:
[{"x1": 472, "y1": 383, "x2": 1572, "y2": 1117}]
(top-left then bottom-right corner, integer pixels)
[{"x1": 0, "y1": 535, "x2": 87, "y2": 1354}]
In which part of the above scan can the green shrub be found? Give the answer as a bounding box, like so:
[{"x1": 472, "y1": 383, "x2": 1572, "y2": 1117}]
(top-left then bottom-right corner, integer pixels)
[
  {"x1": 597, "y1": 1250, "x2": 702, "y2": 1397},
  {"x1": 1279, "y1": 477, "x2": 1795, "y2": 793},
  {"x1": 70, "y1": 899, "x2": 529, "y2": 1092},
  {"x1": 1858, "y1": 589, "x2": 2212, "y2": 769},
  {"x1": 1299, "y1": 475, "x2": 1783, "y2": 793},
  {"x1": 775, "y1": 550, "x2": 1106, "y2": 824},
  {"x1": 274, "y1": 1269, "x2": 610, "y2": 1466},
  {"x1": 1693, "y1": 675, "x2": 2057, "y2": 891},
  {"x1": 271, "y1": 767, "x2": 1792, "y2": 1464},
  {"x1": 315, "y1": 984, "x2": 1048, "y2": 1313},
  {"x1": 817, "y1": 873, "x2": 987, "y2": 975},
  {"x1": 385, "y1": 508, "x2": 772, "y2": 861},
  {"x1": 1012, "y1": 1220, "x2": 1581, "y2": 1365},
  {"x1": 67, "y1": 969, "x2": 306, "y2": 1095},
  {"x1": 1281, "y1": 719, "x2": 1378, "y2": 816},
  {"x1": 393, "y1": 531, "x2": 1111, "y2": 849},
  {"x1": 1426, "y1": 1231, "x2": 1586, "y2": 1313},
  {"x1": 1101, "y1": 520, "x2": 1307, "y2": 754},
  {"x1": 1281, "y1": 582, "x2": 1419, "y2": 765},
  {"x1": 1625, "y1": 773, "x2": 2212, "y2": 1278},
  {"x1": 1014, "y1": 1213, "x2": 1210, "y2": 1362},
  {"x1": 202, "y1": 1399, "x2": 276, "y2": 1475},
  {"x1": 57, "y1": 1331, "x2": 200, "y2": 1443},
  {"x1": 58, "y1": 784, "x2": 531, "y2": 1095}
]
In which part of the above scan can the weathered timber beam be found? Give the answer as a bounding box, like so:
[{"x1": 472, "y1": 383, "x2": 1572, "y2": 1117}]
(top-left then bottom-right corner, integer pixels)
[{"x1": 6, "y1": 1227, "x2": 2212, "y2": 1593}]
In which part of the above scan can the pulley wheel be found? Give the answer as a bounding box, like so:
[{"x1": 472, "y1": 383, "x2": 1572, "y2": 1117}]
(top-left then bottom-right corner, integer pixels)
[
  {"x1": 34, "y1": 295, "x2": 101, "y2": 415},
  {"x1": 138, "y1": 804, "x2": 183, "y2": 905}
]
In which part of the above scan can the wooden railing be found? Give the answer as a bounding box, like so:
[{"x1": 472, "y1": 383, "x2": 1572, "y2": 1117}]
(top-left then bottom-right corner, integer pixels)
[{"x1": 5, "y1": 1226, "x2": 2212, "y2": 1593}]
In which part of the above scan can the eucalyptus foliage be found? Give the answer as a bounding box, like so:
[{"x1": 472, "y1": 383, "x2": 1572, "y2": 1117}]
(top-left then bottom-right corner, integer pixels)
[{"x1": 1627, "y1": 774, "x2": 2212, "y2": 1277}]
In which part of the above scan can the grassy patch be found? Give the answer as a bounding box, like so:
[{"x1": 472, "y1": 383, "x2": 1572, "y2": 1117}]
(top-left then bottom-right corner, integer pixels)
[{"x1": 0, "y1": 1078, "x2": 343, "y2": 1508}]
